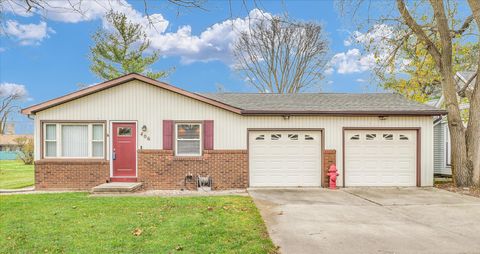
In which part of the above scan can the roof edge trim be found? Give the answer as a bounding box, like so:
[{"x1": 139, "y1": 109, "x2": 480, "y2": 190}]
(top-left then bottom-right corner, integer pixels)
[{"x1": 21, "y1": 73, "x2": 243, "y2": 115}]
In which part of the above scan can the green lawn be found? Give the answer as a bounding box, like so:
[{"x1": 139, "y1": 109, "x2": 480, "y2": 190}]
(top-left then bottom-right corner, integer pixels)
[
  {"x1": 0, "y1": 193, "x2": 276, "y2": 253},
  {"x1": 0, "y1": 160, "x2": 34, "y2": 189}
]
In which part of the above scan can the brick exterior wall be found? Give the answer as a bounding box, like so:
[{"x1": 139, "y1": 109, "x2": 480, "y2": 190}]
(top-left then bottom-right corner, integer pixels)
[
  {"x1": 34, "y1": 149, "x2": 330, "y2": 190},
  {"x1": 323, "y1": 149, "x2": 337, "y2": 187},
  {"x1": 35, "y1": 159, "x2": 109, "y2": 190},
  {"x1": 138, "y1": 149, "x2": 248, "y2": 190}
]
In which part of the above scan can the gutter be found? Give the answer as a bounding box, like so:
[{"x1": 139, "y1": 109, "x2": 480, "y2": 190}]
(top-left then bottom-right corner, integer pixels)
[{"x1": 240, "y1": 109, "x2": 448, "y2": 116}]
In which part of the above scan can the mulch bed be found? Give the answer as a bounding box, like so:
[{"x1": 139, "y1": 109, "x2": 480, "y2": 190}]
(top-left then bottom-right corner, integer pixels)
[{"x1": 435, "y1": 182, "x2": 480, "y2": 198}]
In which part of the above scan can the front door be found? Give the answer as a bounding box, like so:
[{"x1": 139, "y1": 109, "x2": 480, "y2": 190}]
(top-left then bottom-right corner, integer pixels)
[{"x1": 112, "y1": 122, "x2": 136, "y2": 177}]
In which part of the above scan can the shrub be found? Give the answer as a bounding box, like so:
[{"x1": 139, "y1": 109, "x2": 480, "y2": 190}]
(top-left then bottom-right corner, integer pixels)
[{"x1": 14, "y1": 137, "x2": 34, "y2": 165}]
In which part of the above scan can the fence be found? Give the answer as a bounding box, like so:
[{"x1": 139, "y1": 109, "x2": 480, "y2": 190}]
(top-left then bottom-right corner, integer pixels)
[{"x1": 0, "y1": 151, "x2": 18, "y2": 160}]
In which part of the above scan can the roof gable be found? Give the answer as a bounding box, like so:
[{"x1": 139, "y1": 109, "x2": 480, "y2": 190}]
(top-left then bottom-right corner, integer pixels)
[{"x1": 21, "y1": 73, "x2": 243, "y2": 115}]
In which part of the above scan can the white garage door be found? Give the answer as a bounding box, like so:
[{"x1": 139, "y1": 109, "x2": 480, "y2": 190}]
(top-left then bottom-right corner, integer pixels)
[
  {"x1": 345, "y1": 130, "x2": 417, "y2": 186},
  {"x1": 249, "y1": 131, "x2": 322, "y2": 187}
]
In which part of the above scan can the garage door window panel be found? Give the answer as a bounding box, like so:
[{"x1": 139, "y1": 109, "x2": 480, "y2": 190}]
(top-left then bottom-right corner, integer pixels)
[
  {"x1": 350, "y1": 134, "x2": 360, "y2": 140},
  {"x1": 255, "y1": 134, "x2": 265, "y2": 140},
  {"x1": 271, "y1": 134, "x2": 282, "y2": 140},
  {"x1": 383, "y1": 134, "x2": 394, "y2": 140},
  {"x1": 305, "y1": 134, "x2": 315, "y2": 140},
  {"x1": 288, "y1": 134, "x2": 298, "y2": 140}
]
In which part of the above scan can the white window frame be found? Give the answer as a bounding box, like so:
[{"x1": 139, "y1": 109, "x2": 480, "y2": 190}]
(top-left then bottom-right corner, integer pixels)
[
  {"x1": 445, "y1": 124, "x2": 451, "y2": 166},
  {"x1": 43, "y1": 123, "x2": 105, "y2": 159},
  {"x1": 44, "y1": 124, "x2": 57, "y2": 158},
  {"x1": 92, "y1": 124, "x2": 105, "y2": 158},
  {"x1": 175, "y1": 123, "x2": 202, "y2": 156}
]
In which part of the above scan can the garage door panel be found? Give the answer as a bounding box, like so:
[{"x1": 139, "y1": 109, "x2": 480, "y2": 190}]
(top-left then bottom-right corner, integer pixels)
[
  {"x1": 250, "y1": 131, "x2": 322, "y2": 187},
  {"x1": 345, "y1": 130, "x2": 417, "y2": 187}
]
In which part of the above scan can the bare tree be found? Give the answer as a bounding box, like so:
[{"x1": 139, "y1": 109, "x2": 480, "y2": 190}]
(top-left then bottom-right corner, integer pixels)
[
  {"x1": 0, "y1": 0, "x2": 206, "y2": 23},
  {"x1": 0, "y1": 84, "x2": 26, "y2": 134},
  {"x1": 234, "y1": 16, "x2": 328, "y2": 93},
  {"x1": 338, "y1": 0, "x2": 480, "y2": 186}
]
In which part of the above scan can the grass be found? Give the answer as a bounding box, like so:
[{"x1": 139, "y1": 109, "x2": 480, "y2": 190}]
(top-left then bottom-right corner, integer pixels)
[
  {"x1": 0, "y1": 160, "x2": 34, "y2": 189},
  {"x1": 0, "y1": 193, "x2": 276, "y2": 253}
]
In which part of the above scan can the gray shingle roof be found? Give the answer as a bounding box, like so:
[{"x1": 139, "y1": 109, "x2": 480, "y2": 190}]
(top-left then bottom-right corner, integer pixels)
[
  {"x1": 457, "y1": 71, "x2": 477, "y2": 90},
  {"x1": 199, "y1": 93, "x2": 446, "y2": 115}
]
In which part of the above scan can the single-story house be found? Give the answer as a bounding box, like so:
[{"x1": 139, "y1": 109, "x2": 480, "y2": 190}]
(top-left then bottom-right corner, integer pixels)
[
  {"x1": 431, "y1": 71, "x2": 475, "y2": 176},
  {"x1": 21, "y1": 73, "x2": 446, "y2": 190}
]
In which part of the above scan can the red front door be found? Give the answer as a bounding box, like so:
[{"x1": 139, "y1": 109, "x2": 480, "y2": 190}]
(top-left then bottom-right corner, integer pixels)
[{"x1": 112, "y1": 122, "x2": 136, "y2": 178}]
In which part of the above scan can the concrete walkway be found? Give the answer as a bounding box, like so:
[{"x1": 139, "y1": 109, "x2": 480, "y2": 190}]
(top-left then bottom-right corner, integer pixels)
[
  {"x1": 0, "y1": 186, "x2": 34, "y2": 194},
  {"x1": 250, "y1": 187, "x2": 480, "y2": 254}
]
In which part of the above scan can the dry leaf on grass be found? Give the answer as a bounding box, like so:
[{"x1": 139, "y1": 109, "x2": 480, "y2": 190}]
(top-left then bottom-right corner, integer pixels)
[{"x1": 132, "y1": 228, "x2": 143, "y2": 236}]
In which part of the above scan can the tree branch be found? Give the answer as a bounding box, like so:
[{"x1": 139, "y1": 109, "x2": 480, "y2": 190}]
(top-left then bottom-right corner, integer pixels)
[{"x1": 396, "y1": 0, "x2": 443, "y2": 67}]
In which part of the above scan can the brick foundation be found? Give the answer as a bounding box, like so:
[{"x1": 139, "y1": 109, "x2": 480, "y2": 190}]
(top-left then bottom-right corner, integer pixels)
[
  {"x1": 138, "y1": 149, "x2": 248, "y2": 190},
  {"x1": 35, "y1": 159, "x2": 109, "y2": 190},
  {"x1": 34, "y1": 149, "x2": 331, "y2": 190},
  {"x1": 323, "y1": 149, "x2": 337, "y2": 187}
]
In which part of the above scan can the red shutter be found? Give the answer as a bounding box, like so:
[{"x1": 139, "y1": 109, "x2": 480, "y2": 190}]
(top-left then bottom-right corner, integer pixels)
[
  {"x1": 163, "y1": 120, "x2": 173, "y2": 150},
  {"x1": 204, "y1": 120, "x2": 214, "y2": 150}
]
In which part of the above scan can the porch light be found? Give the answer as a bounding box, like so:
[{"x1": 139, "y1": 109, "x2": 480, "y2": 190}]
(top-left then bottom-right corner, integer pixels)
[{"x1": 142, "y1": 125, "x2": 147, "y2": 132}]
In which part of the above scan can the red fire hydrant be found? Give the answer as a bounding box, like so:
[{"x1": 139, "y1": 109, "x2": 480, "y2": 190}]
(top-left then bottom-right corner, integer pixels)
[{"x1": 327, "y1": 164, "x2": 339, "y2": 189}]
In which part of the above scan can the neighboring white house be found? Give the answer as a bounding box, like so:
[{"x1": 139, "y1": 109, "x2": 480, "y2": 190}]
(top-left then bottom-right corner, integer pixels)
[
  {"x1": 432, "y1": 71, "x2": 476, "y2": 176},
  {"x1": 21, "y1": 73, "x2": 446, "y2": 190}
]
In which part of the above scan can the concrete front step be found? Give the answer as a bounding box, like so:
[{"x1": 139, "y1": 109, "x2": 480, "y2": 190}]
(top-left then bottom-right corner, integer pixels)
[{"x1": 92, "y1": 182, "x2": 143, "y2": 193}]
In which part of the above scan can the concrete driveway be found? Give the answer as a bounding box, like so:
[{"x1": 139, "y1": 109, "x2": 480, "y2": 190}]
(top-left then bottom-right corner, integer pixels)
[{"x1": 249, "y1": 188, "x2": 480, "y2": 254}]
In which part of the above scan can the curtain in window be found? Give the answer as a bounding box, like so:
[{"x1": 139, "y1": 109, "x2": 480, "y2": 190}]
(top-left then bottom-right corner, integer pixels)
[{"x1": 62, "y1": 125, "x2": 88, "y2": 157}]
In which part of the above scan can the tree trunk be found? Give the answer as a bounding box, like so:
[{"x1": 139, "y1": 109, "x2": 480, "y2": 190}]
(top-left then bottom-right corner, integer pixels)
[
  {"x1": 396, "y1": 0, "x2": 478, "y2": 186},
  {"x1": 440, "y1": 70, "x2": 471, "y2": 186},
  {"x1": 431, "y1": 0, "x2": 472, "y2": 186},
  {"x1": 467, "y1": 74, "x2": 480, "y2": 186},
  {"x1": 466, "y1": 0, "x2": 480, "y2": 186}
]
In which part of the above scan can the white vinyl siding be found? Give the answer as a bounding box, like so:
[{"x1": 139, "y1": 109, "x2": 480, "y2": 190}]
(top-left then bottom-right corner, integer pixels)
[
  {"x1": 43, "y1": 123, "x2": 104, "y2": 159},
  {"x1": 433, "y1": 122, "x2": 452, "y2": 175},
  {"x1": 33, "y1": 80, "x2": 435, "y2": 186},
  {"x1": 444, "y1": 124, "x2": 451, "y2": 166}
]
